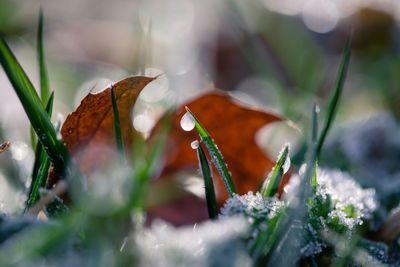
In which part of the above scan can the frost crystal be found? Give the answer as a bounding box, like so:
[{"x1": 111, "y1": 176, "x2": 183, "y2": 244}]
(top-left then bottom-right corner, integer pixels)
[
  {"x1": 136, "y1": 216, "x2": 251, "y2": 267},
  {"x1": 315, "y1": 168, "x2": 377, "y2": 229},
  {"x1": 285, "y1": 168, "x2": 377, "y2": 231},
  {"x1": 282, "y1": 167, "x2": 378, "y2": 258},
  {"x1": 221, "y1": 191, "x2": 284, "y2": 221}
]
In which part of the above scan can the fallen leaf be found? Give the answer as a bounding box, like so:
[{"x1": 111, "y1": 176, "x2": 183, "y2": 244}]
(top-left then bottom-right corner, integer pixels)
[
  {"x1": 61, "y1": 76, "x2": 155, "y2": 176},
  {"x1": 157, "y1": 91, "x2": 284, "y2": 205},
  {"x1": 0, "y1": 141, "x2": 10, "y2": 153}
]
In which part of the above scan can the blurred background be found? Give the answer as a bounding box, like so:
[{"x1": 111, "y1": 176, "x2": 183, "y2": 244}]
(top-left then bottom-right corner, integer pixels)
[{"x1": 0, "y1": 0, "x2": 400, "y2": 213}]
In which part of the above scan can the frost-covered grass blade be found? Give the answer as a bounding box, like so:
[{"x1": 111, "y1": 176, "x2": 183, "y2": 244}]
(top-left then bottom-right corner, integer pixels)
[
  {"x1": 264, "y1": 105, "x2": 319, "y2": 266},
  {"x1": 185, "y1": 107, "x2": 237, "y2": 197},
  {"x1": 196, "y1": 142, "x2": 218, "y2": 219},
  {"x1": 261, "y1": 144, "x2": 290, "y2": 197}
]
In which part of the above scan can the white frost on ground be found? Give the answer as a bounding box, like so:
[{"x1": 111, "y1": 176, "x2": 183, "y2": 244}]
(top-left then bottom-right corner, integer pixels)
[
  {"x1": 286, "y1": 167, "x2": 378, "y2": 230},
  {"x1": 136, "y1": 216, "x2": 251, "y2": 267},
  {"x1": 316, "y1": 168, "x2": 377, "y2": 229},
  {"x1": 220, "y1": 191, "x2": 284, "y2": 221}
]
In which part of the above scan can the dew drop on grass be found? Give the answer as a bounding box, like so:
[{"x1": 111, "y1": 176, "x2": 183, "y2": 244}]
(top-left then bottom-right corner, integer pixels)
[
  {"x1": 180, "y1": 112, "x2": 195, "y2": 131},
  {"x1": 191, "y1": 140, "x2": 199, "y2": 149}
]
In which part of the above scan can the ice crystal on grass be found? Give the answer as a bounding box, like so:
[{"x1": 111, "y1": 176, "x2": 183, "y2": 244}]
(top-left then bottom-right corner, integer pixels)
[
  {"x1": 286, "y1": 167, "x2": 377, "y2": 231},
  {"x1": 221, "y1": 192, "x2": 284, "y2": 221},
  {"x1": 136, "y1": 216, "x2": 251, "y2": 267},
  {"x1": 281, "y1": 167, "x2": 378, "y2": 258},
  {"x1": 315, "y1": 168, "x2": 377, "y2": 229}
]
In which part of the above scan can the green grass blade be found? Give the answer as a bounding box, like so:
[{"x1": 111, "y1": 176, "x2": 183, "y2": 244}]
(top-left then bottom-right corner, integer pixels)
[
  {"x1": 316, "y1": 34, "x2": 352, "y2": 157},
  {"x1": 31, "y1": 91, "x2": 54, "y2": 181},
  {"x1": 185, "y1": 107, "x2": 237, "y2": 197},
  {"x1": 0, "y1": 37, "x2": 70, "y2": 177},
  {"x1": 25, "y1": 155, "x2": 50, "y2": 211},
  {"x1": 37, "y1": 7, "x2": 50, "y2": 104},
  {"x1": 110, "y1": 85, "x2": 125, "y2": 163},
  {"x1": 261, "y1": 144, "x2": 289, "y2": 197},
  {"x1": 196, "y1": 142, "x2": 218, "y2": 219},
  {"x1": 26, "y1": 92, "x2": 54, "y2": 212},
  {"x1": 126, "y1": 115, "x2": 171, "y2": 214},
  {"x1": 311, "y1": 102, "x2": 318, "y2": 188},
  {"x1": 250, "y1": 207, "x2": 286, "y2": 260}
]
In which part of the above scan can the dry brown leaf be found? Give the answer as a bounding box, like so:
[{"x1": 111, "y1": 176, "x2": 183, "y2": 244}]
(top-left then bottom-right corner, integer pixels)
[
  {"x1": 0, "y1": 141, "x2": 10, "y2": 153},
  {"x1": 61, "y1": 76, "x2": 155, "y2": 176},
  {"x1": 157, "y1": 91, "x2": 284, "y2": 205}
]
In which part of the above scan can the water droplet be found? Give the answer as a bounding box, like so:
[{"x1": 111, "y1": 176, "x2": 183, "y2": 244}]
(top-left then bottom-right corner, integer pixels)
[
  {"x1": 191, "y1": 140, "x2": 199, "y2": 149},
  {"x1": 180, "y1": 112, "x2": 195, "y2": 131}
]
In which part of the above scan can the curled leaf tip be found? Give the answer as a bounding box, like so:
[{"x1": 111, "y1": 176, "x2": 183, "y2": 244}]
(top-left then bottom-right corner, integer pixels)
[{"x1": 154, "y1": 73, "x2": 164, "y2": 79}]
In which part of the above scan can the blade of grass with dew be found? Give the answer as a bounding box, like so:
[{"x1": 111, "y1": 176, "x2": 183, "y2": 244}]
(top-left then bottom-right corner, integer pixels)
[
  {"x1": 316, "y1": 34, "x2": 352, "y2": 158},
  {"x1": 0, "y1": 38, "x2": 67, "y2": 172},
  {"x1": 0, "y1": 37, "x2": 84, "y2": 199},
  {"x1": 25, "y1": 92, "x2": 54, "y2": 212},
  {"x1": 110, "y1": 84, "x2": 125, "y2": 163},
  {"x1": 196, "y1": 142, "x2": 218, "y2": 219},
  {"x1": 261, "y1": 144, "x2": 289, "y2": 197},
  {"x1": 30, "y1": 92, "x2": 54, "y2": 187},
  {"x1": 185, "y1": 107, "x2": 237, "y2": 197}
]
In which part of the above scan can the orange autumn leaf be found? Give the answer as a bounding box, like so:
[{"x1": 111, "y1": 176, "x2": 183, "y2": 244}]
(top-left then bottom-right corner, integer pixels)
[
  {"x1": 0, "y1": 141, "x2": 10, "y2": 153},
  {"x1": 158, "y1": 91, "x2": 284, "y2": 206},
  {"x1": 61, "y1": 76, "x2": 155, "y2": 176}
]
